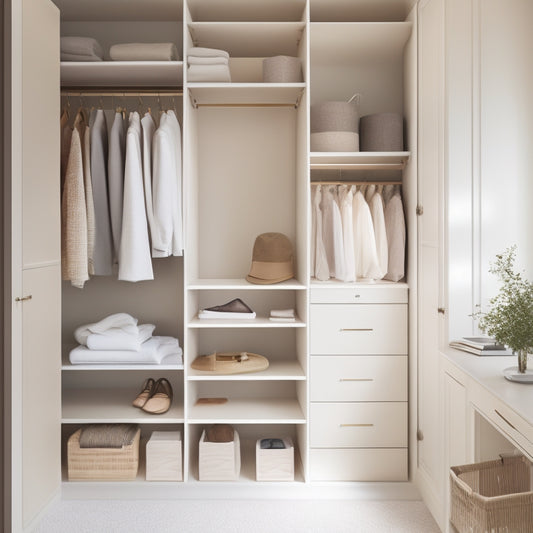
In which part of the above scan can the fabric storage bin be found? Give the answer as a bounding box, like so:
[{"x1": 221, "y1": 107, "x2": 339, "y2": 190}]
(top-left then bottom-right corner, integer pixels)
[
  {"x1": 310, "y1": 131, "x2": 359, "y2": 152},
  {"x1": 199, "y1": 429, "x2": 241, "y2": 481},
  {"x1": 311, "y1": 101, "x2": 359, "y2": 133},
  {"x1": 263, "y1": 56, "x2": 302, "y2": 83},
  {"x1": 67, "y1": 427, "x2": 140, "y2": 481},
  {"x1": 450, "y1": 455, "x2": 533, "y2": 533},
  {"x1": 359, "y1": 112, "x2": 403, "y2": 151},
  {"x1": 256, "y1": 437, "x2": 294, "y2": 481},
  {"x1": 146, "y1": 430, "x2": 182, "y2": 481}
]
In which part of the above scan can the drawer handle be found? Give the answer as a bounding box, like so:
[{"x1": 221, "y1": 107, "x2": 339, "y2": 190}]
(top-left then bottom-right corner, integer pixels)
[
  {"x1": 15, "y1": 295, "x2": 32, "y2": 302},
  {"x1": 339, "y1": 328, "x2": 373, "y2": 332},
  {"x1": 495, "y1": 409, "x2": 517, "y2": 431},
  {"x1": 340, "y1": 423, "x2": 374, "y2": 428},
  {"x1": 339, "y1": 378, "x2": 374, "y2": 382}
]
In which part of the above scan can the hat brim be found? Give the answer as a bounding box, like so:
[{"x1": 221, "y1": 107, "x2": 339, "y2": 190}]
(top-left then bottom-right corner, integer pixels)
[
  {"x1": 247, "y1": 260, "x2": 294, "y2": 284},
  {"x1": 246, "y1": 273, "x2": 294, "y2": 285}
]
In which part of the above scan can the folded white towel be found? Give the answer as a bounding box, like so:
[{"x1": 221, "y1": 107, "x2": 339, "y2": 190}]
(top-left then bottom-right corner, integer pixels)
[
  {"x1": 109, "y1": 43, "x2": 179, "y2": 61},
  {"x1": 188, "y1": 64, "x2": 231, "y2": 83},
  {"x1": 270, "y1": 308, "x2": 296, "y2": 318},
  {"x1": 60, "y1": 52, "x2": 103, "y2": 62},
  {"x1": 188, "y1": 56, "x2": 229, "y2": 66},
  {"x1": 61, "y1": 37, "x2": 104, "y2": 58},
  {"x1": 74, "y1": 313, "x2": 138, "y2": 345},
  {"x1": 69, "y1": 336, "x2": 182, "y2": 365},
  {"x1": 198, "y1": 310, "x2": 256, "y2": 319},
  {"x1": 86, "y1": 324, "x2": 156, "y2": 351},
  {"x1": 188, "y1": 46, "x2": 230, "y2": 59}
]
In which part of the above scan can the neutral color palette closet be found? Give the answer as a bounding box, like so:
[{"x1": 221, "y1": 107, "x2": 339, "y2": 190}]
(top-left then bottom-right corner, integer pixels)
[{"x1": 8, "y1": 0, "x2": 420, "y2": 531}]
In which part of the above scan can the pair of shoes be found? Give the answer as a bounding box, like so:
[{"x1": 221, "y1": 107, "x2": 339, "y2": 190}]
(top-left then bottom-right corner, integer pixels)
[{"x1": 132, "y1": 378, "x2": 173, "y2": 414}]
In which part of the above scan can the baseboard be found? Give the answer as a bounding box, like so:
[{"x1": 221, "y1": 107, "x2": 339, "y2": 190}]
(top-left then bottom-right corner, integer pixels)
[{"x1": 62, "y1": 481, "x2": 422, "y2": 501}]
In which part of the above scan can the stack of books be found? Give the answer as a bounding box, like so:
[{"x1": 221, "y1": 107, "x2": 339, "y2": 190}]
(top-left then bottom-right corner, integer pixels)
[{"x1": 449, "y1": 337, "x2": 513, "y2": 356}]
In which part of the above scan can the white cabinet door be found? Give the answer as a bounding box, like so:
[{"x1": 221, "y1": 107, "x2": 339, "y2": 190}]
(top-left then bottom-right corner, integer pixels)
[
  {"x1": 417, "y1": 0, "x2": 446, "y2": 528},
  {"x1": 9, "y1": 0, "x2": 61, "y2": 530}
]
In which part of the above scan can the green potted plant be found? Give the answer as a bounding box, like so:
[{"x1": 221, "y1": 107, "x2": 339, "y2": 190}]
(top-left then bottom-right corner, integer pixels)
[{"x1": 473, "y1": 246, "x2": 533, "y2": 381}]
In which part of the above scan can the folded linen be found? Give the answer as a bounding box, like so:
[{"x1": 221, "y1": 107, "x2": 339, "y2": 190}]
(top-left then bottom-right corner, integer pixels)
[
  {"x1": 109, "y1": 43, "x2": 179, "y2": 61},
  {"x1": 188, "y1": 64, "x2": 231, "y2": 83},
  {"x1": 270, "y1": 308, "x2": 296, "y2": 318},
  {"x1": 79, "y1": 424, "x2": 139, "y2": 449},
  {"x1": 188, "y1": 46, "x2": 229, "y2": 59},
  {"x1": 61, "y1": 36, "x2": 104, "y2": 58},
  {"x1": 188, "y1": 56, "x2": 228, "y2": 66},
  {"x1": 74, "y1": 313, "x2": 139, "y2": 345},
  {"x1": 86, "y1": 324, "x2": 156, "y2": 351},
  {"x1": 199, "y1": 310, "x2": 256, "y2": 319},
  {"x1": 69, "y1": 336, "x2": 182, "y2": 365},
  {"x1": 60, "y1": 52, "x2": 103, "y2": 62}
]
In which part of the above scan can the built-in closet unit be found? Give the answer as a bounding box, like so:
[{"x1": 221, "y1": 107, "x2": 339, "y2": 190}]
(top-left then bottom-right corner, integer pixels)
[{"x1": 7, "y1": 0, "x2": 420, "y2": 530}]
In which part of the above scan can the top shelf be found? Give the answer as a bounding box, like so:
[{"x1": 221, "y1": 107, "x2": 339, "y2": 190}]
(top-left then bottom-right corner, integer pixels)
[
  {"x1": 310, "y1": 0, "x2": 417, "y2": 22},
  {"x1": 187, "y1": 0, "x2": 306, "y2": 22}
]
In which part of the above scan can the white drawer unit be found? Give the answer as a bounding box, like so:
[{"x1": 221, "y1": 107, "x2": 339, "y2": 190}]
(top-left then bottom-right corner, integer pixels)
[
  {"x1": 310, "y1": 285, "x2": 408, "y2": 305},
  {"x1": 310, "y1": 402, "x2": 408, "y2": 448},
  {"x1": 310, "y1": 304, "x2": 408, "y2": 355},
  {"x1": 310, "y1": 448, "x2": 408, "y2": 482},
  {"x1": 310, "y1": 355, "x2": 407, "y2": 402}
]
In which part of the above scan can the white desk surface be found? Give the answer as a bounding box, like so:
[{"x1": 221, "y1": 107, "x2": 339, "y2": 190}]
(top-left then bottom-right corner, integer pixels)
[{"x1": 441, "y1": 347, "x2": 533, "y2": 426}]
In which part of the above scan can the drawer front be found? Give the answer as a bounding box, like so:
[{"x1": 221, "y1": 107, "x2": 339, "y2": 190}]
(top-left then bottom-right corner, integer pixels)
[
  {"x1": 310, "y1": 285, "x2": 408, "y2": 304},
  {"x1": 310, "y1": 402, "x2": 407, "y2": 448},
  {"x1": 310, "y1": 355, "x2": 407, "y2": 402},
  {"x1": 310, "y1": 448, "x2": 408, "y2": 481},
  {"x1": 310, "y1": 304, "x2": 407, "y2": 354}
]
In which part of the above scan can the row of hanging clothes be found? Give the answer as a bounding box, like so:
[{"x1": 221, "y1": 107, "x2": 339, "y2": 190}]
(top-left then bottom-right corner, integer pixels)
[
  {"x1": 60, "y1": 94, "x2": 183, "y2": 288},
  {"x1": 311, "y1": 182, "x2": 406, "y2": 283}
]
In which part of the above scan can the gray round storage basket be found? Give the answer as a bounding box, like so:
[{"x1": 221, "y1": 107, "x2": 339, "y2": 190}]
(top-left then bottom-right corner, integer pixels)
[
  {"x1": 263, "y1": 56, "x2": 302, "y2": 83},
  {"x1": 310, "y1": 131, "x2": 360, "y2": 152},
  {"x1": 311, "y1": 101, "x2": 359, "y2": 133},
  {"x1": 359, "y1": 112, "x2": 404, "y2": 151}
]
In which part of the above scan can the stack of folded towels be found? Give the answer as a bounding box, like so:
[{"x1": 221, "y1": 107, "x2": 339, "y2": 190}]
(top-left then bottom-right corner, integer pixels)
[
  {"x1": 69, "y1": 313, "x2": 183, "y2": 365},
  {"x1": 109, "y1": 43, "x2": 179, "y2": 61},
  {"x1": 61, "y1": 36, "x2": 104, "y2": 62},
  {"x1": 187, "y1": 47, "x2": 231, "y2": 82},
  {"x1": 269, "y1": 308, "x2": 296, "y2": 323}
]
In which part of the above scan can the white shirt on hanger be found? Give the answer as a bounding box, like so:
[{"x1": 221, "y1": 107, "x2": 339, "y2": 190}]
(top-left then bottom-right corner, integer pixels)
[
  {"x1": 313, "y1": 185, "x2": 329, "y2": 281},
  {"x1": 339, "y1": 185, "x2": 356, "y2": 282}
]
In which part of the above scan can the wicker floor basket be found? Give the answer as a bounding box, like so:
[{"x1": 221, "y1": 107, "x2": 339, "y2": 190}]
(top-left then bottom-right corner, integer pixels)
[
  {"x1": 450, "y1": 455, "x2": 533, "y2": 533},
  {"x1": 68, "y1": 428, "x2": 141, "y2": 481}
]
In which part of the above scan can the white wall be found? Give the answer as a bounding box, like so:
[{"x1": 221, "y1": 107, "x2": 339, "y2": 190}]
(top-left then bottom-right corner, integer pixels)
[{"x1": 447, "y1": 0, "x2": 533, "y2": 340}]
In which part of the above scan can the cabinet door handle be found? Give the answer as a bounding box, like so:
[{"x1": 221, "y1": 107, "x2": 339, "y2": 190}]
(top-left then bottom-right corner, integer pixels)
[
  {"x1": 15, "y1": 295, "x2": 32, "y2": 302},
  {"x1": 340, "y1": 423, "x2": 374, "y2": 428},
  {"x1": 339, "y1": 328, "x2": 373, "y2": 332},
  {"x1": 339, "y1": 378, "x2": 374, "y2": 382},
  {"x1": 494, "y1": 409, "x2": 517, "y2": 431}
]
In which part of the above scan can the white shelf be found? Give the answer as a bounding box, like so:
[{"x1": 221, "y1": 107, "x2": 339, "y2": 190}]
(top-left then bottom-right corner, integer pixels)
[
  {"x1": 187, "y1": 278, "x2": 306, "y2": 290},
  {"x1": 62, "y1": 388, "x2": 184, "y2": 423},
  {"x1": 188, "y1": 317, "x2": 306, "y2": 328},
  {"x1": 187, "y1": 0, "x2": 306, "y2": 23},
  {"x1": 310, "y1": 151, "x2": 410, "y2": 170},
  {"x1": 310, "y1": 22, "x2": 413, "y2": 63},
  {"x1": 61, "y1": 61, "x2": 183, "y2": 88},
  {"x1": 188, "y1": 84, "x2": 305, "y2": 106},
  {"x1": 188, "y1": 360, "x2": 306, "y2": 381},
  {"x1": 187, "y1": 22, "x2": 305, "y2": 57},
  {"x1": 310, "y1": 0, "x2": 417, "y2": 23},
  {"x1": 62, "y1": 352, "x2": 183, "y2": 371},
  {"x1": 188, "y1": 397, "x2": 305, "y2": 424}
]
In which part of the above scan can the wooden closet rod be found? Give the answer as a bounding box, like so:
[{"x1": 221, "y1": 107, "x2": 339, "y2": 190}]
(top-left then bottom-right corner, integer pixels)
[
  {"x1": 311, "y1": 181, "x2": 402, "y2": 186},
  {"x1": 61, "y1": 88, "x2": 183, "y2": 97}
]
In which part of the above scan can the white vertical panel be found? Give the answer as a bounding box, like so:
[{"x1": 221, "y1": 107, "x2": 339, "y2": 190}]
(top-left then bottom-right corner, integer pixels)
[
  {"x1": 22, "y1": 265, "x2": 61, "y2": 527},
  {"x1": 22, "y1": 0, "x2": 60, "y2": 268},
  {"x1": 478, "y1": 0, "x2": 533, "y2": 308}
]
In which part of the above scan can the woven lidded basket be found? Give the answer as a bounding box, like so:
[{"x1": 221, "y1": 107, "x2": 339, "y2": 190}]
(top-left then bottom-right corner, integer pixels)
[
  {"x1": 450, "y1": 455, "x2": 533, "y2": 533},
  {"x1": 263, "y1": 56, "x2": 302, "y2": 83},
  {"x1": 68, "y1": 427, "x2": 141, "y2": 481}
]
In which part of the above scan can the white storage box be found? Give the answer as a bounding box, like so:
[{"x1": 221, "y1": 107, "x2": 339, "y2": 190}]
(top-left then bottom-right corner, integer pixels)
[
  {"x1": 146, "y1": 430, "x2": 182, "y2": 481},
  {"x1": 199, "y1": 429, "x2": 241, "y2": 481},
  {"x1": 256, "y1": 437, "x2": 294, "y2": 481}
]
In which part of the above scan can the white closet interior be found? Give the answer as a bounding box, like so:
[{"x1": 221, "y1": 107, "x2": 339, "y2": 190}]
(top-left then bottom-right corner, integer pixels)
[{"x1": 52, "y1": 0, "x2": 417, "y2": 492}]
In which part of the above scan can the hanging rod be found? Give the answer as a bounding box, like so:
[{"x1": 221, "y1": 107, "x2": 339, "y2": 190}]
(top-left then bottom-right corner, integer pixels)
[
  {"x1": 311, "y1": 181, "x2": 402, "y2": 186},
  {"x1": 61, "y1": 88, "x2": 183, "y2": 97},
  {"x1": 310, "y1": 163, "x2": 405, "y2": 170}
]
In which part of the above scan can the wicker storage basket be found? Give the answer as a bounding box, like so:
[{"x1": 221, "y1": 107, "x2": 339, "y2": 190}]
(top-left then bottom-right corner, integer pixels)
[
  {"x1": 450, "y1": 455, "x2": 533, "y2": 533},
  {"x1": 67, "y1": 427, "x2": 141, "y2": 481}
]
